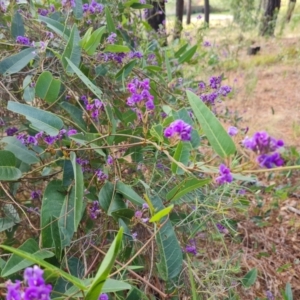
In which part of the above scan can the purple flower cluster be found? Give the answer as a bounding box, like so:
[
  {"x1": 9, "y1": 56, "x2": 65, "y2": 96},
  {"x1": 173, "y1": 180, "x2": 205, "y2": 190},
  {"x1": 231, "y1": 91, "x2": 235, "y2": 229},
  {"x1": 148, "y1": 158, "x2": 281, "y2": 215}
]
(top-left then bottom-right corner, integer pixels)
[
  {"x1": 134, "y1": 203, "x2": 149, "y2": 223},
  {"x1": 164, "y1": 119, "x2": 192, "y2": 142},
  {"x1": 99, "y1": 294, "x2": 109, "y2": 300},
  {"x1": 198, "y1": 76, "x2": 232, "y2": 105},
  {"x1": 227, "y1": 126, "x2": 238, "y2": 137},
  {"x1": 242, "y1": 131, "x2": 284, "y2": 168},
  {"x1": 126, "y1": 78, "x2": 155, "y2": 110},
  {"x1": 216, "y1": 164, "x2": 233, "y2": 185},
  {"x1": 147, "y1": 53, "x2": 157, "y2": 65},
  {"x1": 185, "y1": 239, "x2": 197, "y2": 255},
  {"x1": 82, "y1": 0, "x2": 103, "y2": 14},
  {"x1": 98, "y1": 51, "x2": 143, "y2": 64},
  {"x1": 106, "y1": 33, "x2": 117, "y2": 44},
  {"x1": 17, "y1": 128, "x2": 78, "y2": 147},
  {"x1": 16, "y1": 36, "x2": 31, "y2": 46},
  {"x1": 61, "y1": 0, "x2": 75, "y2": 8},
  {"x1": 107, "y1": 155, "x2": 113, "y2": 165},
  {"x1": 37, "y1": 4, "x2": 55, "y2": 16},
  {"x1": 95, "y1": 169, "x2": 108, "y2": 181},
  {"x1": 84, "y1": 98, "x2": 105, "y2": 120},
  {"x1": 31, "y1": 190, "x2": 42, "y2": 200},
  {"x1": 76, "y1": 158, "x2": 92, "y2": 172},
  {"x1": 5, "y1": 127, "x2": 18, "y2": 136},
  {"x1": 216, "y1": 223, "x2": 228, "y2": 234},
  {"x1": 89, "y1": 201, "x2": 101, "y2": 219},
  {"x1": 6, "y1": 265, "x2": 52, "y2": 300}
]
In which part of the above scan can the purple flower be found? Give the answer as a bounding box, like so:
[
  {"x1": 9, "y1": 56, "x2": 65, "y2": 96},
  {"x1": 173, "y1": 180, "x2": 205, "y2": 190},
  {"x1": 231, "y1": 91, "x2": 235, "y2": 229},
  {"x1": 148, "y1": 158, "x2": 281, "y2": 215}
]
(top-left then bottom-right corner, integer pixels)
[
  {"x1": 5, "y1": 127, "x2": 18, "y2": 136},
  {"x1": 185, "y1": 240, "x2": 197, "y2": 255},
  {"x1": 107, "y1": 155, "x2": 113, "y2": 165},
  {"x1": 6, "y1": 266, "x2": 53, "y2": 300},
  {"x1": 132, "y1": 232, "x2": 137, "y2": 240},
  {"x1": 219, "y1": 85, "x2": 232, "y2": 96},
  {"x1": 37, "y1": 8, "x2": 49, "y2": 16},
  {"x1": 46, "y1": 31, "x2": 54, "y2": 39},
  {"x1": 216, "y1": 164, "x2": 233, "y2": 185},
  {"x1": 43, "y1": 135, "x2": 56, "y2": 145},
  {"x1": 99, "y1": 294, "x2": 109, "y2": 300},
  {"x1": 257, "y1": 152, "x2": 284, "y2": 169},
  {"x1": 95, "y1": 169, "x2": 108, "y2": 181},
  {"x1": 61, "y1": 0, "x2": 76, "y2": 8},
  {"x1": 197, "y1": 14, "x2": 202, "y2": 20},
  {"x1": 67, "y1": 129, "x2": 77, "y2": 136},
  {"x1": 266, "y1": 290, "x2": 274, "y2": 300},
  {"x1": 106, "y1": 33, "x2": 117, "y2": 44},
  {"x1": 142, "y1": 203, "x2": 149, "y2": 210},
  {"x1": 216, "y1": 223, "x2": 228, "y2": 234},
  {"x1": 89, "y1": 201, "x2": 101, "y2": 219},
  {"x1": 135, "y1": 210, "x2": 143, "y2": 218},
  {"x1": 140, "y1": 0, "x2": 146, "y2": 3},
  {"x1": 164, "y1": 120, "x2": 192, "y2": 142},
  {"x1": 203, "y1": 41, "x2": 211, "y2": 47},
  {"x1": 228, "y1": 126, "x2": 238, "y2": 136},
  {"x1": 16, "y1": 36, "x2": 31, "y2": 46},
  {"x1": 209, "y1": 76, "x2": 222, "y2": 89},
  {"x1": 31, "y1": 190, "x2": 42, "y2": 200}
]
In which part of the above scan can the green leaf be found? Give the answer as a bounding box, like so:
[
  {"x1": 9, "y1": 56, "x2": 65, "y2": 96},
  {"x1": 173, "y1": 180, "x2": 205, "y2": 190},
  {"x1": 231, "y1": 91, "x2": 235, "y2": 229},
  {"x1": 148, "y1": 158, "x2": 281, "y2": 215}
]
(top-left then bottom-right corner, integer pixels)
[
  {"x1": 73, "y1": 0, "x2": 83, "y2": 20},
  {"x1": 41, "y1": 180, "x2": 65, "y2": 248},
  {"x1": 0, "y1": 150, "x2": 16, "y2": 166},
  {"x1": 150, "y1": 124, "x2": 163, "y2": 143},
  {"x1": 1, "y1": 239, "x2": 54, "y2": 277},
  {"x1": 105, "y1": 6, "x2": 116, "y2": 33},
  {"x1": 0, "y1": 166, "x2": 22, "y2": 181},
  {"x1": 65, "y1": 58, "x2": 102, "y2": 98},
  {"x1": 130, "y1": 3, "x2": 153, "y2": 9},
  {"x1": 0, "y1": 204, "x2": 20, "y2": 233},
  {"x1": 69, "y1": 133, "x2": 105, "y2": 156},
  {"x1": 116, "y1": 181, "x2": 144, "y2": 206},
  {"x1": 165, "y1": 51, "x2": 172, "y2": 82},
  {"x1": 85, "y1": 228, "x2": 123, "y2": 299},
  {"x1": 0, "y1": 48, "x2": 36, "y2": 76},
  {"x1": 7, "y1": 101, "x2": 63, "y2": 136},
  {"x1": 70, "y1": 152, "x2": 84, "y2": 231},
  {"x1": 187, "y1": 90, "x2": 236, "y2": 158},
  {"x1": 23, "y1": 75, "x2": 35, "y2": 102},
  {"x1": 284, "y1": 283, "x2": 293, "y2": 300},
  {"x1": 83, "y1": 26, "x2": 106, "y2": 55},
  {"x1": 101, "y1": 279, "x2": 131, "y2": 293},
  {"x1": 35, "y1": 71, "x2": 61, "y2": 103},
  {"x1": 178, "y1": 45, "x2": 197, "y2": 64},
  {"x1": 150, "y1": 205, "x2": 174, "y2": 223},
  {"x1": 99, "y1": 183, "x2": 126, "y2": 216},
  {"x1": 241, "y1": 268, "x2": 257, "y2": 288},
  {"x1": 80, "y1": 27, "x2": 93, "y2": 49},
  {"x1": 174, "y1": 43, "x2": 188, "y2": 58},
  {"x1": 11, "y1": 10, "x2": 25, "y2": 38},
  {"x1": 166, "y1": 178, "x2": 210, "y2": 201},
  {"x1": 62, "y1": 24, "x2": 81, "y2": 74},
  {"x1": 104, "y1": 45, "x2": 130, "y2": 53},
  {"x1": 37, "y1": 16, "x2": 70, "y2": 40},
  {"x1": 0, "y1": 245, "x2": 87, "y2": 290},
  {"x1": 59, "y1": 102, "x2": 87, "y2": 131},
  {"x1": 2, "y1": 137, "x2": 40, "y2": 165},
  {"x1": 171, "y1": 141, "x2": 191, "y2": 175},
  {"x1": 115, "y1": 60, "x2": 136, "y2": 80},
  {"x1": 150, "y1": 195, "x2": 182, "y2": 280}
]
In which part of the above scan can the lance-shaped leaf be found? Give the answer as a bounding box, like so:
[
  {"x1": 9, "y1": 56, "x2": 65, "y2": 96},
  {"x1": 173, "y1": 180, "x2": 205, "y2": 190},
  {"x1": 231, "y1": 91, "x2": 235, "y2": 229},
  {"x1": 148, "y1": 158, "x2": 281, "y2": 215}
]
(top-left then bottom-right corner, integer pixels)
[
  {"x1": 104, "y1": 45, "x2": 130, "y2": 53},
  {"x1": 73, "y1": 0, "x2": 83, "y2": 20},
  {"x1": 62, "y1": 24, "x2": 81, "y2": 74},
  {"x1": 65, "y1": 58, "x2": 102, "y2": 98},
  {"x1": 166, "y1": 178, "x2": 210, "y2": 202},
  {"x1": 150, "y1": 205, "x2": 174, "y2": 223},
  {"x1": 2, "y1": 137, "x2": 40, "y2": 165},
  {"x1": 116, "y1": 181, "x2": 144, "y2": 206},
  {"x1": 0, "y1": 48, "x2": 36, "y2": 76},
  {"x1": 83, "y1": 26, "x2": 106, "y2": 55},
  {"x1": 7, "y1": 101, "x2": 63, "y2": 136},
  {"x1": 11, "y1": 10, "x2": 25, "y2": 38},
  {"x1": 0, "y1": 245, "x2": 86, "y2": 290},
  {"x1": 85, "y1": 227, "x2": 123, "y2": 299},
  {"x1": 187, "y1": 90, "x2": 236, "y2": 158},
  {"x1": 1, "y1": 239, "x2": 54, "y2": 277},
  {"x1": 171, "y1": 141, "x2": 191, "y2": 175},
  {"x1": 70, "y1": 152, "x2": 84, "y2": 231},
  {"x1": 37, "y1": 16, "x2": 70, "y2": 40},
  {"x1": 150, "y1": 195, "x2": 182, "y2": 280},
  {"x1": 178, "y1": 45, "x2": 197, "y2": 64},
  {"x1": 23, "y1": 75, "x2": 35, "y2": 102},
  {"x1": 105, "y1": 6, "x2": 116, "y2": 33},
  {"x1": 35, "y1": 71, "x2": 61, "y2": 103}
]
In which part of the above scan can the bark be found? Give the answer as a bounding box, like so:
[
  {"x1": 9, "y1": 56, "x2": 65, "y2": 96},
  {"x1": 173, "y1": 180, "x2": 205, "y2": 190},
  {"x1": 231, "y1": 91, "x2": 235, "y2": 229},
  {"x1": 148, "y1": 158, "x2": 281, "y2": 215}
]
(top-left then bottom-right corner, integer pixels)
[
  {"x1": 204, "y1": 0, "x2": 210, "y2": 25},
  {"x1": 259, "y1": 0, "x2": 281, "y2": 36},
  {"x1": 173, "y1": 0, "x2": 184, "y2": 40},
  {"x1": 186, "y1": 0, "x2": 192, "y2": 25},
  {"x1": 146, "y1": 0, "x2": 166, "y2": 32},
  {"x1": 286, "y1": 0, "x2": 297, "y2": 23}
]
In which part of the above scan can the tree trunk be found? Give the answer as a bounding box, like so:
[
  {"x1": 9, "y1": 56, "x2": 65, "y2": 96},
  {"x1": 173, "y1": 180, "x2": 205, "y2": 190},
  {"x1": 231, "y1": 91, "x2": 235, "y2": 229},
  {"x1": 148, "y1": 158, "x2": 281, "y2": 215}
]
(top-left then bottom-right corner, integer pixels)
[
  {"x1": 173, "y1": 0, "x2": 184, "y2": 40},
  {"x1": 146, "y1": 0, "x2": 166, "y2": 32},
  {"x1": 186, "y1": 0, "x2": 192, "y2": 25},
  {"x1": 204, "y1": 0, "x2": 210, "y2": 25},
  {"x1": 259, "y1": 0, "x2": 281, "y2": 36},
  {"x1": 286, "y1": 0, "x2": 297, "y2": 22}
]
